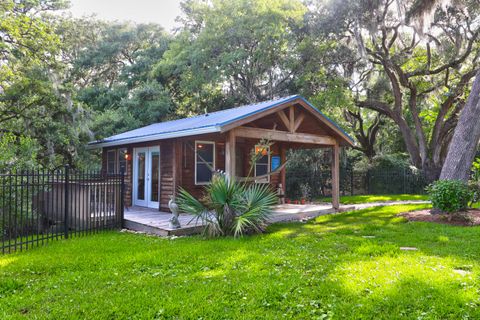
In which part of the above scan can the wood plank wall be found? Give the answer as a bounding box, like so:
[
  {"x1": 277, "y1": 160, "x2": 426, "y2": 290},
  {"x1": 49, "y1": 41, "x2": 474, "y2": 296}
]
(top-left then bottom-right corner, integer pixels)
[{"x1": 101, "y1": 135, "x2": 285, "y2": 212}]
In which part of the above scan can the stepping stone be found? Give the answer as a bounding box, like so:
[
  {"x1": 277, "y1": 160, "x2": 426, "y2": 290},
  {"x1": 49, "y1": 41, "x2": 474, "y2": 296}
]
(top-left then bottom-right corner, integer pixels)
[
  {"x1": 400, "y1": 247, "x2": 418, "y2": 251},
  {"x1": 453, "y1": 269, "x2": 471, "y2": 276}
]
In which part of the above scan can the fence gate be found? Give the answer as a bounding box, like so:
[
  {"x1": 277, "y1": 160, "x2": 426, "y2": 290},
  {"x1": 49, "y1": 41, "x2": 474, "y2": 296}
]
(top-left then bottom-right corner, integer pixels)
[{"x1": 0, "y1": 167, "x2": 124, "y2": 254}]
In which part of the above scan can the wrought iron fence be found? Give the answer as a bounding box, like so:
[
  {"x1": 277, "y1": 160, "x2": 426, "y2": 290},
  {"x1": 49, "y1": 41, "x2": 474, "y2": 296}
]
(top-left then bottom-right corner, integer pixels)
[
  {"x1": 0, "y1": 167, "x2": 124, "y2": 254},
  {"x1": 285, "y1": 166, "x2": 428, "y2": 200}
]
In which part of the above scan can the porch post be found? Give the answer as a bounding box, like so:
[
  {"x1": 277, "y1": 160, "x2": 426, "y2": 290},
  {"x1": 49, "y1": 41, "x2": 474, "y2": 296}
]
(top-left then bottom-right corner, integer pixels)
[
  {"x1": 172, "y1": 140, "x2": 182, "y2": 194},
  {"x1": 331, "y1": 142, "x2": 340, "y2": 209},
  {"x1": 225, "y1": 129, "x2": 236, "y2": 179},
  {"x1": 280, "y1": 144, "x2": 286, "y2": 193}
]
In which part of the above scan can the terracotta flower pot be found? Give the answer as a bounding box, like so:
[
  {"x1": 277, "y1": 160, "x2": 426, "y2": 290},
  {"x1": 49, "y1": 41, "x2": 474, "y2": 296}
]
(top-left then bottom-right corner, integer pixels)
[
  {"x1": 286, "y1": 198, "x2": 291, "y2": 204},
  {"x1": 301, "y1": 198, "x2": 306, "y2": 205}
]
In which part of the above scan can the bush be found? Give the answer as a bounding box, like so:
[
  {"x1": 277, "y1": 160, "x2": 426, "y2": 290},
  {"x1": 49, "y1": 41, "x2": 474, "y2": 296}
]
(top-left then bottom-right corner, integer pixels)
[
  {"x1": 177, "y1": 174, "x2": 278, "y2": 237},
  {"x1": 426, "y1": 180, "x2": 472, "y2": 213}
]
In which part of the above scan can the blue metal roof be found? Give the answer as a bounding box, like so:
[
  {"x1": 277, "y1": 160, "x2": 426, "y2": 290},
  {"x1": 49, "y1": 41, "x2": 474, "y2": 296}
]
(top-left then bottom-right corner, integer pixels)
[{"x1": 88, "y1": 95, "x2": 354, "y2": 147}]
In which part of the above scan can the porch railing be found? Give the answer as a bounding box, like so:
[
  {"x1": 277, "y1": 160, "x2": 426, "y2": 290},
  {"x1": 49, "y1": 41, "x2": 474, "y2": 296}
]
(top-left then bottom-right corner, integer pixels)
[{"x1": 0, "y1": 167, "x2": 125, "y2": 254}]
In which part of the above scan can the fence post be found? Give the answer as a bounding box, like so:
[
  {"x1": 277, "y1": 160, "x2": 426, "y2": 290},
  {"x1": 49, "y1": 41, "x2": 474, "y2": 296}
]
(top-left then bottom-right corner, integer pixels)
[
  {"x1": 64, "y1": 164, "x2": 69, "y2": 239},
  {"x1": 350, "y1": 168, "x2": 354, "y2": 196},
  {"x1": 120, "y1": 168, "x2": 125, "y2": 228}
]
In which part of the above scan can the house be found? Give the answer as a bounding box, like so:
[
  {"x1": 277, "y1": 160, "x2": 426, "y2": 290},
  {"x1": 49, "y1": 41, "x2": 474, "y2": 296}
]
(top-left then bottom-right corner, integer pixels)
[{"x1": 88, "y1": 95, "x2": 354, "y2": 212}]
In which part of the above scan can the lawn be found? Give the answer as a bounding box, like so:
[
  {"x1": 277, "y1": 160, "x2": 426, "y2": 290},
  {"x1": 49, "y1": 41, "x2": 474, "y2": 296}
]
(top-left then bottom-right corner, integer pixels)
[
  {"x1": 1, "y1": 204, "x2": 479, "y2": 319},
  {"x1": 317, "y1": 194, "x2": 429, "y2": 204}
]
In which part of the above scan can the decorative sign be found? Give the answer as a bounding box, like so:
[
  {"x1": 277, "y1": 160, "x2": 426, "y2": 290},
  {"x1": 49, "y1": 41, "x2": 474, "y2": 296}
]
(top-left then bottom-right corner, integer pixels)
[{"x1": 271, "y1": 156, "x2": 281, "y2": 171}]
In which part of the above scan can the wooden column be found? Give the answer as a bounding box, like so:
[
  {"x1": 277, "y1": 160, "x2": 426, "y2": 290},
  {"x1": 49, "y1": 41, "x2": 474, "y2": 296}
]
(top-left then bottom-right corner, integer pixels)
[
  {"x1": 331, "y1": 142, "x2": 340, "y2": 209},
  {"x1": 280, "y1": 144, "x2": 286, "y2": 193},
  {"x1": 225, "y1": 130, "x2": 236, "y2": 179},
  {"x1": 172, "y1": 140, "x2": 182, "y2": 195}
]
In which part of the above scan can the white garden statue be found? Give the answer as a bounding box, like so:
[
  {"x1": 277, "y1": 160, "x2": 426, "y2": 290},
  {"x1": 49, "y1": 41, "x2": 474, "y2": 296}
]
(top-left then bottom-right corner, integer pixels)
[{"x1": 168, "y1": 195, "x2": 181, "y2": 229}]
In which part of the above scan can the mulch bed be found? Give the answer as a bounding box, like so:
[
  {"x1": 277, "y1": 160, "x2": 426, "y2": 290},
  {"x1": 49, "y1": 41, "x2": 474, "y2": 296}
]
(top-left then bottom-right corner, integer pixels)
[{"x1": 398, "y1": 209, "x2": 480, "y2": 226}]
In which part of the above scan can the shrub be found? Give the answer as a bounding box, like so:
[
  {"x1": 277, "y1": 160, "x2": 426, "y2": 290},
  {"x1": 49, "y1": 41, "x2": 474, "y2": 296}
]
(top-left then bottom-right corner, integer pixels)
[
  {"x1": 426, "y1": 180, "x2": 472, "y2": 213},
  {"x1": 177, "y1": 174, "x2": 278, "y2": 237}
]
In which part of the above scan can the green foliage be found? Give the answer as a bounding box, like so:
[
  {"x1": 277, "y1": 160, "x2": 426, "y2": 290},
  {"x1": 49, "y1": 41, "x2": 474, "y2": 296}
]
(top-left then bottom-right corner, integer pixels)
[
  {"x1": 156, "y1": 0, "x2": 309, "y2": 114},
  {"x1": 426, "y1": 180, "x2": 472, "y2": 213},
  {"x1": 2, "y1": 0, "x2": 480, "y2": 179},
  {"x1": 467, "y1": 158, "x2": 480, "y2": 205},
  {"x1": 4, "y1": 204, "x2": 480, "y2": 318},
  {"x1": 471, "y1": 158, "x2": 480, "y2": 182},
  {"x1": 0, "y1": 133, "x2": 38, "y2": 171},
  {"x1": 177, "y1": 175, "x2": 277, "y2": 237},
  {"x1": 354, "y1": 153, "x2": 411, "y2": 172}
]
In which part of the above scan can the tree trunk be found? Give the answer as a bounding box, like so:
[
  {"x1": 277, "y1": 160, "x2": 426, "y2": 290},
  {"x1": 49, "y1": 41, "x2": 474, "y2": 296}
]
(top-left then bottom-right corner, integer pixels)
[{"x1": 440, "y1": 71, "x2": 480, "y2": 181}]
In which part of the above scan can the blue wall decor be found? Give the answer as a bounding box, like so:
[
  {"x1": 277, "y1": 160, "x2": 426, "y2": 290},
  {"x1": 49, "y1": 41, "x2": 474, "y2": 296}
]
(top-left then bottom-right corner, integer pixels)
[{"x1": 271, "y1": 156, "x2": 281, "y2": 171}]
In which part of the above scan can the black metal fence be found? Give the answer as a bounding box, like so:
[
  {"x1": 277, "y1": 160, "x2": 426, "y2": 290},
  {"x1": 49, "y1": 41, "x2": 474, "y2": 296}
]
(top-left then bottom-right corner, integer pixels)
[
  {"x1": 286, "y1": 166, "x2": 428, "y2": 200},
  {"x1": 0, "y1": 167, "x2": 124, "y2": 254}
]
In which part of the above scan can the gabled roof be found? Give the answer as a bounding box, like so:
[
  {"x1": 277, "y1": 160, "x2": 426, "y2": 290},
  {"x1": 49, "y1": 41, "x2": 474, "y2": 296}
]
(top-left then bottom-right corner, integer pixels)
[{"x1": 88, "y1": 95, "x2": 354, "y2": 148}]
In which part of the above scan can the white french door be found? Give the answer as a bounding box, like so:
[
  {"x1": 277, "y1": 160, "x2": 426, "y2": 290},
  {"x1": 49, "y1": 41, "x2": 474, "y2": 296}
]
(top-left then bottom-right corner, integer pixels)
[{"x1": 133, "y1": 147, "x2": 160, "y2": 208}]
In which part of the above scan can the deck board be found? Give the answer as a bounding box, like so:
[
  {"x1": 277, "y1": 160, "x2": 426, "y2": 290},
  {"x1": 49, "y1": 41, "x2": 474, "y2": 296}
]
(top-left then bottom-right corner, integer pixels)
[{"x1": 123, "y1": 204, "x2": 353, "y2": 236}]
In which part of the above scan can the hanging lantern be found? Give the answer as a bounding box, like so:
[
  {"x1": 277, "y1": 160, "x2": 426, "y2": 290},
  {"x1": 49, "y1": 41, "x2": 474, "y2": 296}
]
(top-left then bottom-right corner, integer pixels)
[{"x1": 255, "y1": 146, "x2": 268, "y2": 156}]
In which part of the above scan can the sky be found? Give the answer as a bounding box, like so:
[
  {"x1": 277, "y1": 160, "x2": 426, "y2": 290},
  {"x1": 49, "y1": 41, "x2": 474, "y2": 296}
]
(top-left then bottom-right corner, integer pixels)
[{"x1": 67, "y1": 0, "x2": 183, "y2": 31}]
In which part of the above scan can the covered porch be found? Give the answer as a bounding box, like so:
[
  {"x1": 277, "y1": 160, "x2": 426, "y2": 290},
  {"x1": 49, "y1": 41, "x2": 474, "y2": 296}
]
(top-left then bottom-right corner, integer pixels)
[{"x1": 223, "y1": 102, "x2": 344, "y2": 209}]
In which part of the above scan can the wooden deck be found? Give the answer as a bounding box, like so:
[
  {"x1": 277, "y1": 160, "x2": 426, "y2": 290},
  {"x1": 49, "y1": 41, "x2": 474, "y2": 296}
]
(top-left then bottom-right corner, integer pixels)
[
  {"x1": 124, "y1": 207, "x2": 204, "y2": 236},
  {"x1": 123, "y1": 204, "x2": 355, "y2": 236}
]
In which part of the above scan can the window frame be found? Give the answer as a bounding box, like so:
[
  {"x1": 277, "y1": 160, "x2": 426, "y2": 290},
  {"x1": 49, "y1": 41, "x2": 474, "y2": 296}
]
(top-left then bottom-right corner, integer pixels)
[
  {"x1": 117, "y1": 148, "x2": 127, "y2": 175},
  {"x1": 106, "y1": 149, "x2": 117, "y2": 175},
  {"x1": 195, "y1": 140, "x2": 216, "y2": 185},
  {"x1": 254, "y1": 145, "x2": 270, "y2": 184}
]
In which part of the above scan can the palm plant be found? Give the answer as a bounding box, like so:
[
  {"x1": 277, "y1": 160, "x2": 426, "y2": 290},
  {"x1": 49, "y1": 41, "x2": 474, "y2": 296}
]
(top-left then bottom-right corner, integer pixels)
[{"x1": 177, "y1": 174, "x2": 278, "y2": 237}]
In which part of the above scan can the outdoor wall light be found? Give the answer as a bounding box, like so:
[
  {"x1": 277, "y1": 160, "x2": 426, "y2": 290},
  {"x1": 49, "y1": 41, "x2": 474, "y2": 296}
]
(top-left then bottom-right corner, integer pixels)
[{"x1": 124, "y1": 153, "x2": 132, "y2": 161}]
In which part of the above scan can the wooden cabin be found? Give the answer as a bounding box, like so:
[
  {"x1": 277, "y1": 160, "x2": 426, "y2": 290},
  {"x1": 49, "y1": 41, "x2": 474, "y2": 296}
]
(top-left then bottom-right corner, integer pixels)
[{"x1": 88, "y1": 95, "x2": 354, "y2": 212}]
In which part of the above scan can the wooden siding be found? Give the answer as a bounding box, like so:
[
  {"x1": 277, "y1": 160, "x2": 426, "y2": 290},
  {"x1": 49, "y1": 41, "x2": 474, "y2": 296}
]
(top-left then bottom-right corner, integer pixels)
[{"x1": 100, "y1": 121, "x2": 337, "y2": 211}]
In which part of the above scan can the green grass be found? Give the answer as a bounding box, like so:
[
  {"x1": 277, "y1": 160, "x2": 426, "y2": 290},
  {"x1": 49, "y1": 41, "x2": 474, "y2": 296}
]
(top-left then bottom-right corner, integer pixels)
[
  {"x1": 1, "y1": 204, "x2": 480, "y2": 319},
  {"x1": 317, "y1": 194, "x2": 429, "y2": 204}
]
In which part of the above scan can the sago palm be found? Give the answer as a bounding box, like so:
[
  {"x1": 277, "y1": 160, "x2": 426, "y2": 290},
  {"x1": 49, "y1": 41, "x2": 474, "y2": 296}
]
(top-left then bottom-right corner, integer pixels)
[{"x1": 177, "y1": 174, "x2": 278, "y2": 237}]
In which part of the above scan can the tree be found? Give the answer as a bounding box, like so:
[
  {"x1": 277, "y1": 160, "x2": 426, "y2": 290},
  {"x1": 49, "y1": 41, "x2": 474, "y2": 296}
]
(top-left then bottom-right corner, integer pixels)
[
  {"x1": 59, "y1": 19, "x2": 174, "y2": 140},
  {"x1": 155, "y1": 0, "x2": 309, "y2": 114},
  {"x1": 0, "y1": 0, "x2": 90, "y2": 168},
  {"x1": 312, "y1": 0, "x2": 480, "y2": 180},
  {"x1": 440, "y1": 72, "x2": 480, "y2": 181},
  {"x1": 344, "y1": 109, "x2": 384, "y2": 160},
  {"x1": 0, "y1": 0, "x2": 65, "y2": 128}
]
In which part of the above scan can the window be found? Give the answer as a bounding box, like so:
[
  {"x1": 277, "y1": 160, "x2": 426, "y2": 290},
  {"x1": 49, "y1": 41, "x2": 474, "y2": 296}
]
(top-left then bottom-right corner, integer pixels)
[
  {"x1": 195, "y1": 141, "x2": 215, "y2": 185},
  {"x1": 107, "y1": 150, "x2": 116, "y2": 174},
  {"x1": 118, "y1": 148, "x2": 127, "y2": 174},
  {"x1": 254, "y1": 145, "x2": 270, "y2": 183}
]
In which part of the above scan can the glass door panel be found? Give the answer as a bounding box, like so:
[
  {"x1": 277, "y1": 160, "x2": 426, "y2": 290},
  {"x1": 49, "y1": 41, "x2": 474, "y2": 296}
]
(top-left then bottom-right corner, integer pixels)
[
  {"x1": 148, "y1": 149, "x2": 160, "y2": 208},
  {"x1": 134, "y1": 147, "x2": 160, "y2": 208},
  {"x1": 133, "y1": 148, "x2": 148, "y2": 206},
  {"x1": 137, "y1": 152, "x2": 146, "y2": 200}
]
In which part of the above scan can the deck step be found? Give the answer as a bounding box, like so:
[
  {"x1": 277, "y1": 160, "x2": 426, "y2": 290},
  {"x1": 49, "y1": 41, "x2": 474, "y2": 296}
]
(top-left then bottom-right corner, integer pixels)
[{"x1": 123, "y1": 219, "x2": 204, "y2": 236}]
